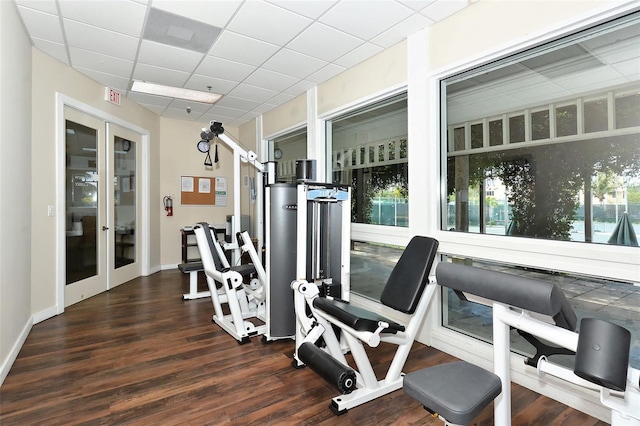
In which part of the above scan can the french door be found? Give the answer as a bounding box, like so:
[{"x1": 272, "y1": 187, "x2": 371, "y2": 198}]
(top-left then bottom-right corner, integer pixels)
[{"x1": 64, "y1": 107, "x2": 141, "y2": 306}]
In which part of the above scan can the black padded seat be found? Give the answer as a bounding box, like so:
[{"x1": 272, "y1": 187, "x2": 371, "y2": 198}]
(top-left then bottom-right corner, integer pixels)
[
  {"x1": 404, "y1": 361, "x2": 501, "y2": 425},
  {"x1": 313, "y1": 298, "x2": 404, "y2": 333},
  {"x1": 178, "y1": 262, "x2": 203, "y2": 273}
]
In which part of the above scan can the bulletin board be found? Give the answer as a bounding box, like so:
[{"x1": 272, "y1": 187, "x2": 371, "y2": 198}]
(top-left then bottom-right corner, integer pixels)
[{"x1": 180, "y1": 176, "x2": 227, "y2": 206}]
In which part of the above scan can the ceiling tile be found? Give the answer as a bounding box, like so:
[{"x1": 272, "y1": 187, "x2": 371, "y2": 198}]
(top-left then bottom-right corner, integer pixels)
[
  {"x1": 227, "y1": 1, "x2": 312, "y2": 46},
  {"x1": 206, "y1": 105, "x2": 247, "y2": 119},
  {"x1": 161, "y1": 107, "x2": 202, "y2": 120},
  {"x1": 31, "y1": 37, "x2": 69, "y2": 65},
  {"x1": 398, "y1": 0, "x2": 437, "y2": 12},
  {"x1": 262, "y1": 48, "x2": 327, "y2": 79},
  {"x1": 216, "y1": 96, "x2": 261, "y2": 111},
  {"x1": 15, "y1": 0, "x2": 59, "y2": 15},
  {"x1": 228, "y1": 83, "x2": 279, "y2": 103},
  {"x1": 69, "y1": 47, "x2": 134, "y2": 78},
  {"x1": 136, "y1": 103, "x2": 165, "y2": 115},
  {"x1": 126, "y1": 92, "x2": 173, "y2": 107},
  {"x1": 185, "y1": 74, "x2": 238, "y2": 95},
  {"x1": 612, "y1": 58, "x2": 640, "y2": 81},
  {"x1": 16, "y1": 6, "x2": 64, "y2": 44},
  {"x1": 319, "y1": 1, "x2": 413, "y2": 40},
  {"x1": 63, "y1": 19, "x2": 139, "y2": 60},
  {"x1": 208, "y1": 31, "x2": 280, "y2": 67},
  {"x1": 371, "y1": 13, "x2": 434, "y2": 48},
  {"x1": 58, "y1": 0, "x2": 146, "y2": 37},
  {"x1": 334, "y1": 42, "x2": 384, "y2": 69},
  {"x1": 137, "y1": 40, "x2": 205, "y2": 73},
  {"x1": 132, "y1": 63, "x2": 190, "y2": 87},
  {"x1": 306, "y1": 63, "x2": 346, "y2": 84},
  {"x1": 151, "y1": 0, "x2": 242, "y2": 28},
  {"x1": 287, "y1": 22, "x2": 362, "y2": 63},
  {"x1": 197, "y1": 56, "x2": 256, "y2": 82},
  {"x1": 553, "y1": 66, "x2": 628, "y2": 93},
  {"x1": 244, "y1": 68, "x2": 300, "y2": 92},
  {"x1": 167, "y1": 98, "x2": 213, "y2": 114},
  {"x1": 284, "y1": 79, "x2": 316, "y2": 96},
  {"x1": 267, "y1": 0, "x2": 338, "y2": 19},
  {"x1": 75, "y1": 67, "x2": 131, "y2": 92},
  {"x1": 419, "y1": 0, "x2": 468, "y2": 22}
]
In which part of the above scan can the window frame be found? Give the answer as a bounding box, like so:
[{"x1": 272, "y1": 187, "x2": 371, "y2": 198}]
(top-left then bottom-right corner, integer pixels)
[{"x1": 433, "y1": 11, "x2": 639, "y2": 285}]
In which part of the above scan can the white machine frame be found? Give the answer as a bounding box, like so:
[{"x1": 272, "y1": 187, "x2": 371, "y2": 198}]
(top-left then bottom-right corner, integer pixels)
[
  {"x1": 293, "y1": 278, "x2": 437, "y2": 414},
  {"x1": 491, "y1": 303, "x2": 640, "y2": 425},
  {"x1": 194, "y1": 223, "x2": 267, "y2": 344}
]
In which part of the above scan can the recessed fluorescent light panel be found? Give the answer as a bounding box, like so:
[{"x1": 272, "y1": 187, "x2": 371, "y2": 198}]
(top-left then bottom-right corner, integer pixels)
[{"x1": 130, "y1": 81, "x2": 222, "y2": 104}]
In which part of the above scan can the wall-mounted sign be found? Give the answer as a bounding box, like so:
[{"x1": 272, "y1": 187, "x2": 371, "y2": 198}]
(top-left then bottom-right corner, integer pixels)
[{"x1": 105, "y1": 87, "x2": 121, "y2": 106}]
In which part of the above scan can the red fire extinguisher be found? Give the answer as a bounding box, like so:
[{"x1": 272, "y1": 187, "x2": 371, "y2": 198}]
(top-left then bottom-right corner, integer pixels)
[{"x1": 163, "y1": 195, "x2": 174, "y2": 216}]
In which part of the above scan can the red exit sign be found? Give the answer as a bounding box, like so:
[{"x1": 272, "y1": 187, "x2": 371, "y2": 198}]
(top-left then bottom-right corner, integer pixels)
[{"x1": 105, "y1": 87, "x2": 121, "y2": 106}]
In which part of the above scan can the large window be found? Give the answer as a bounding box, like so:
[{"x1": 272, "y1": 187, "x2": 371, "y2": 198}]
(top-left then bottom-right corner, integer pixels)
[
  {"x1": 439, "y1": 12, "x2": 640, "y2": 367},
  {"x1": 327, "y1": 94, "x2": 408, "y2": 299},
  {"x1": 442, "y1": 12, "x2": 640, "y2": 246},
  {"x1": 328, "y1": 94, "x2": 408, "y2": 227}
]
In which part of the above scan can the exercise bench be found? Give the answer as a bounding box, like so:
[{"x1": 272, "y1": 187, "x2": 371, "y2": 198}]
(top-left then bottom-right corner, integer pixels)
[{"x1": 179, "y1": 261, "x2": 211, "y2": 300}]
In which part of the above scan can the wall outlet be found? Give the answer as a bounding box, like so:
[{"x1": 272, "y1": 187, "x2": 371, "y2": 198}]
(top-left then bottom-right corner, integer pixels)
[{"x1": 47, "y1": 205, "x2": 55, "y2": 217}]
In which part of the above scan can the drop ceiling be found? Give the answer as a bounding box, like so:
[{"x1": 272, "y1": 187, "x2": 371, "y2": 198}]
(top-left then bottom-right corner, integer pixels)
[{"x1": 14, "y1": 0, "x2": 472, "y2": 127}]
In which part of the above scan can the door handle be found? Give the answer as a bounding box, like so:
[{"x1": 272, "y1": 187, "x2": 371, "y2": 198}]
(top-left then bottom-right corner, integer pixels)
[{"x1": 102, "y1": 226, "x2": 109, "y2": 231}]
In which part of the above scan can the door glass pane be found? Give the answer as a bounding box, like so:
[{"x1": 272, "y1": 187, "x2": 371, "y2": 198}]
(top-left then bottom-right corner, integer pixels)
[
  {"x1": 114, "y1": 137, "x2": 136, "y2": 268},
  {"x1": 66, "y1": 120, "x2": 98, "y2": 284}
]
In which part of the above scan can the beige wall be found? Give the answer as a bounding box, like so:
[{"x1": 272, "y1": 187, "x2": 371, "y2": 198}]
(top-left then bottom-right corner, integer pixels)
[
  {"x1": 262, "y1": 93, "x2": 307, "y2": 138},
  {"x1": 30, "y1": 49, "x2": 161, "y2": 316},
  {"x1": 0, "y1": 0, "x2": 33, "y2": 384},
  {"x1": 158, "y1": 118, "x2": 240, "y2": 267},
  {"x1": 317, "y1": 41, "x2": 407, "y2": 116}
]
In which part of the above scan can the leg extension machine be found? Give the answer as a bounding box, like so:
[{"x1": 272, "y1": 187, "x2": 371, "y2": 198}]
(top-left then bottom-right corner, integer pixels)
[{"x1": 293, "y1": 236, "x2": 439, "y2": 415}]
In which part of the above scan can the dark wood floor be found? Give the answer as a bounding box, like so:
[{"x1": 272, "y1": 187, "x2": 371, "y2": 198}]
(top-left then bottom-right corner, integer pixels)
[{"x1": 0, "y1": 270, "x2": 607, "y2": 425}]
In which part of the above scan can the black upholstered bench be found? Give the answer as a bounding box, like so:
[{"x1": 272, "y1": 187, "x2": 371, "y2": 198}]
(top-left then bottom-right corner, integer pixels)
[
  {"x1": 404, "y1": 361, "x2": 501, "y2": 425},
  {"x1": 179, "y1": 262, "x2": 210, "y2": 300}
]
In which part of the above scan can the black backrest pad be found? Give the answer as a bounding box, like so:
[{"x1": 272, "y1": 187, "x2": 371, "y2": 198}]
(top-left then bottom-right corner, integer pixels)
[
  {"x1": 198, "y1": 222, "x2": 225, "y2": 271},
  {"x1": 435, "y1": 262, "x2": 577, "y2": 331},
  {"x1": 380, "y1": 236, "x2": 439, "y2": 314}
]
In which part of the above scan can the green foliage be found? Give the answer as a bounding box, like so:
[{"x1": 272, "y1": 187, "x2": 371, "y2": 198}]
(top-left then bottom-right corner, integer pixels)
[
  {"x1": 352, "y1": 163, "x2": 408, "y2": 224},
  {"x1": 449, "y1": 135, "x2": 640, "y2": 240}
]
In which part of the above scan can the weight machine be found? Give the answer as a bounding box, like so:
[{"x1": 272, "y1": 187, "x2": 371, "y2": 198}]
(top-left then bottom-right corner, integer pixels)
[
  {"x1": 193, "y1": 222, "x2": 267, "y2": 344},
  {"x1": 404, "y1": 262, "x2": 640, "y2": 426},
  {"x1": 292, "y1": 222, "x2": 439, "y2": 415},
  {"x1": 263, "y1": 181, "x2": 351, "y2": 342}
]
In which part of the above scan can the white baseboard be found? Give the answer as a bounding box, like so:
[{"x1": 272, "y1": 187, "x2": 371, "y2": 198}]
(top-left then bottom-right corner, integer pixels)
[
  {"x1": 32, "y1": 305, "x2": 59, "y2": 324},
  {"x1": 161, "y1": 263, "x2": 179, "y2": 271},
  {"x1": 146, "y1": 264, "x2": 163, "y2": 275},
  {"x1": 0, "y1": 317, "x2": 32, "y2": 387}
]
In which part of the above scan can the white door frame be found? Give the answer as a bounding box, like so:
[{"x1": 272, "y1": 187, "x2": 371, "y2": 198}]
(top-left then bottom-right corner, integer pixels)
[{"x1": 55, "y1": 93, "x2": 151, "y2": 314}]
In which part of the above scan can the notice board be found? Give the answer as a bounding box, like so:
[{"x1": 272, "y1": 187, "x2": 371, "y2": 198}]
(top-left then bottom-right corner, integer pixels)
[{"x1": 180, "y1": 176, "x2": 227, "y2": 206}]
